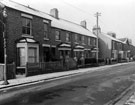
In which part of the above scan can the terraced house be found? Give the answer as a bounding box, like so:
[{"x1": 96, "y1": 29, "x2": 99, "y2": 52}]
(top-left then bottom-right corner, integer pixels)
[
  {"x1": 92, "y1": 26, "x2": 131, "y2": 63},
  {"x1": 0, "y1": 0, "x2": 97, "y2": 74}
]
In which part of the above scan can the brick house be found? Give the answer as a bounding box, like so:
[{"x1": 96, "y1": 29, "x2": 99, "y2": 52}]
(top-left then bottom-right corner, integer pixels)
[
  {"x1": 92, "y1": 26, "x2": 128, "y2": 61},
  {"x1": 119, "y1": 38, "x2": 135, "y2": 60},
  {"x1": 50, "y1": 8, "x2": 97, "y2": 62},
  {"x1": 0, "y1": 0, "x2": 97, "y2": 71}
]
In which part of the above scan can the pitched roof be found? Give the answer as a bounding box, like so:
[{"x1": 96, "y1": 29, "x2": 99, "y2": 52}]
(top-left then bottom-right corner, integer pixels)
[
  {"x1": 119, "y1": 38, "x2": 127, "y2": 43},
  {"x1": 101, "y1": 32, "x2": 124, "y2": 43},
  {"x1": 0, "y1": 0, "x2": 51, "y2": 20},
  {"x1": 0, "y1": 0, "x2": 97, "y2": 38},
  {"x1": 119, "y1": 38, "x2": 132, "y2": 45},
  {"x1": 51, "y1": 18, "x2": 97, "y2": 38}
]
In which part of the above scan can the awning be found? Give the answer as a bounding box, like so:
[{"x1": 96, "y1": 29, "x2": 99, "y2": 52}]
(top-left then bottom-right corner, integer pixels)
[
  {"x1": 16, "y1": 37, "x2": 39, "y2": 44},
  {"x1": 84, "y1": 49, "x2": 91, "y2": 51},
  {"x1": 91, "y1": 50, "x2": 98, "y2": 52},
  {"x1": 91, "y1": 47, "x2": 98, "y2": 52},
  {"x1": 119, "y1": 51, "x2": 124, "y2": 54},
  {"x1": 57, "y1": 42, "x2": 71, "y2": 51},
  {"x1": 74, "y1": 45, "x2": 84, "y2": 52}
]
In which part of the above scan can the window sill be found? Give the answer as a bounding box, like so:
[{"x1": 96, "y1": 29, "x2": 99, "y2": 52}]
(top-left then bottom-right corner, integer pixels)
[
  {"x1": 56, "y1": 40, "x2": 61, "y2": 42},
  {"x1": 74, "y1": 42, "x2": 79, "y2": 44},
  {"x1": 44, "y1": 38, "x2": 49, "y2": 40},
  {"x1": 22, "y1": 34, "x2": 33, "y2": 38},
  {"x1": 82, "y1": 43, "x2": 86, "y2": 45},
  {"x1": 66, "y1": 41, "x2": 71, "y2": 43}
]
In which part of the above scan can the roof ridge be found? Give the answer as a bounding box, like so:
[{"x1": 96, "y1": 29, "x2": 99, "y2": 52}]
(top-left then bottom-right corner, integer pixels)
[
  {"x1": 1, "y1": 0, "x2": 96, "y2": 38},
  {"x1": 61, "y1": 18, "x2": 91, "y2": 31},
  {"x1": 8, "y1": 0, "x2": 39, "y2": 12},
  {"x1": 3, "y1": 0, "x2": 89, "y2": 31}
]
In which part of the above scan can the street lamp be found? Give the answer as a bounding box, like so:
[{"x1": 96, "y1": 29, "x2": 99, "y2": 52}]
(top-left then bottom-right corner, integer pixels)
[{"x1": 0, "y1": 8, "x2": 9, "y2": 85}]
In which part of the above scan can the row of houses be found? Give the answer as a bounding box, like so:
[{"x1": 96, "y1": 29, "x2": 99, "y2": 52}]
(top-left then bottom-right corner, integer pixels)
[{"x1": 0, "y1": 0, "x2": 135, "y2": 75}]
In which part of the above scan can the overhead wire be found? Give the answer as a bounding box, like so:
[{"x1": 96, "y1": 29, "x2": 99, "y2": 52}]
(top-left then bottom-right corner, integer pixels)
[{"x1": 61, "y1": 1, "x2": 95, "y2": 25}]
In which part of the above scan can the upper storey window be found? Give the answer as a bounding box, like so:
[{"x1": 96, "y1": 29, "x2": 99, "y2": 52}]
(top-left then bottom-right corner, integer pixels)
[
  {"x1": 44, "y1": 23, "x2": 49, "y2": 39},
  {"x1": 22, "y1": 17, "x2": 32, "y2": 36},
  {"x1": 55, "y1": 30, "x2": 61, "y2": 41}
]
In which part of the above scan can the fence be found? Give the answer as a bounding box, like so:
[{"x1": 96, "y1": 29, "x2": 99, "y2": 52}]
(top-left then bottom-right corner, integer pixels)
[
  {"x1": 25, "y1": 58, "x2": 77, "y2": 76},
  {"x1": 25, "y1": 61, "x2": 64, "y2": 76},
  {"x1": 0, "y1": 63, "x2": 16, "y2": 81}
]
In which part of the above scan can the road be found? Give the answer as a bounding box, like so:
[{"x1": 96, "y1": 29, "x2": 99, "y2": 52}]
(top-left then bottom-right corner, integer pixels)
[{"x1": 0, "y1": 62, "x2": 135, "y2": 105}]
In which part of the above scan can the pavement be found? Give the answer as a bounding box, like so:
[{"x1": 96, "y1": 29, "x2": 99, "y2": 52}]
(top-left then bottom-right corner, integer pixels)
[{"x1": 0, "y1": 62, "x2": 131, "y2": 90}]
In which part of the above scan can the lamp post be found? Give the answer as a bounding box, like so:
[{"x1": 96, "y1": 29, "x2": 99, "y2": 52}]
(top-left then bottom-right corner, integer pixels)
[{"x1": 0, "y1": 8, "x2": 9, "y2": 85}]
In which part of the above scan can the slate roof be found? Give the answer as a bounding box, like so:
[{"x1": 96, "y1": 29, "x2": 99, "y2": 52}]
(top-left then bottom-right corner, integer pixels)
[
  {"x1": 119, "y1": 38, "x2": 132, "y2": 45},
  {"x1": 51, "y1": 18, "x2": 97, "y2": 38},
  {"x1": 101, "y1": 32, "x2": 124, "y2": 43},
  {"x1": 119, "y1": 38, "x2": 127, "y2": 43}
]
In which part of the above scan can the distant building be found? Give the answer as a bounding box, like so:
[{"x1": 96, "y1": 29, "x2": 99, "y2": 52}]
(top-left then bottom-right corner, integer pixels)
[
  {"x1": 93, "y1": 26, "x2": 129, "y2": 61},
  {"x1": 119, "y1": 38, "x2": 135, "y2": 59}
]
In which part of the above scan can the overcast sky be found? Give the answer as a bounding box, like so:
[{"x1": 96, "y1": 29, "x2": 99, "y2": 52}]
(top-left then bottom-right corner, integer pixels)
[{"x1": 12, "y1": 0, "x2": 135, "y2": 45}]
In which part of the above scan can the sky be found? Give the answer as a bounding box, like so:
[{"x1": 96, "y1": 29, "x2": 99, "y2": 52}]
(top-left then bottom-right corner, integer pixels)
[{"x1": 12, "y1": 0, "x2": 135, "y2": 45}]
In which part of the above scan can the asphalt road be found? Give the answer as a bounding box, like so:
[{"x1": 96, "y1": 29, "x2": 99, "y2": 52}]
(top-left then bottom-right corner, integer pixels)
[{"x1": 1, "y1": 62, "x2": 135, "y2": 105}]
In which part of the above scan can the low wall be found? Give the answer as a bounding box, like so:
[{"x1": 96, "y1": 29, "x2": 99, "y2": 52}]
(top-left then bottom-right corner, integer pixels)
[
  {"x1": 0, "y1": 64, "x2": 4, "y2": 80},
  {"x1": 0, "y1": 63, "x2": 16, "y2": 81}
]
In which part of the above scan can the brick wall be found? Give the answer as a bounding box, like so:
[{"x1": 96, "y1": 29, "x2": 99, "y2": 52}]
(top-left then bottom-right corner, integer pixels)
[
  {"x1": 6, "y1": 8, "x2": 22, "y2": 64},
  {"x1": 5, "y1": 7, "x2": 97, "y2": 64},
  {"x1": 6, "y1": 7, "x2": 52, "y2": 63}
]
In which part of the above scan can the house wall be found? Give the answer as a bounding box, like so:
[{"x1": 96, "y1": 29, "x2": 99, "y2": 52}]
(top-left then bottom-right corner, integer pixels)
[
  {"x1": 98, "y1": 33, "x2": 112, "y2": 59},
  {"x1": 6, "y1": 7, "x2": 51, "y2": 63},
  {"x1": 130, "y1": 45, "x2": 135, "y2": 57},
  {"x1": 0, "y1": 25, "x2": 4, "y2": 63},
  {"x1": 51, "y1": 27, "x2": 97, "y2": 59},
  {"x1": 4, "y1": 6, "x2": 97, "y2": 64},
  {"x1": 6, "y1": 8, "x2": 22, "y2": 63}
]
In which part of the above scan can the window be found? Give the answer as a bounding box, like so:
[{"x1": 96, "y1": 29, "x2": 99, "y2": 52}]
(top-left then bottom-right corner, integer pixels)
[
  {"x1": 119, "y1": 43, "x2": 122, "y2": 50},
  {"x1": 82, "y1": 36, "x2": 85, "y2": 44},
  {"x1": 112, "y1": 41, "x2": 116, "y2": 50},
  {"x1": 91, "y1": 38, "x2": 96, "y2": 46},
  {"x1": 55, "y1": 30, "x2": 60, "y2": 40},
  {"x1": 22, "y1": 17, "x2": 32, "y2": 35},
  {"x1": 75, "y1": 34, "x2": 78, "y2": 42},
  {"x1": 66, "y1": 33, "x2": 71, "y2": 42},
  {"x1": 28, "y1": 48, "x2": 37, "y2": 63},
  {"x1": 79, "y1": 35, "x2": 82, "y2": 42},
  {"x1": 44, "y1": 23, "x2": 49, "y2": 39},
  {"x1": 88, "y1": 37, "x2": 91, "y2": 45}
]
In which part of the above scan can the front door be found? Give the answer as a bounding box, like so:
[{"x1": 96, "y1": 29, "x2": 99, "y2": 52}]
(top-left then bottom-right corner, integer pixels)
[{"x1": 17, "y1": 47, "x2": 26, "y2": 67}]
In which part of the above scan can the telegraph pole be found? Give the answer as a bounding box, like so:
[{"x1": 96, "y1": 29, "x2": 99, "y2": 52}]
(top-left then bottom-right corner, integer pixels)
[{"x1": 95, "y1": 12, "x2": 101, "y2": 65}]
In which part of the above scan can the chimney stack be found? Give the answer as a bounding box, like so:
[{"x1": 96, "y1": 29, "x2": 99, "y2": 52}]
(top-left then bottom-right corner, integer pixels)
[
  {"x1": 80, "y1": 20, "x2": 87, "y2": 28},
  {"x1": 50, "y1": 8, "x2": 59, "y2": 19},
  {"x1": 107, "y1": 32, "x2": 116, "y2": 38}
]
